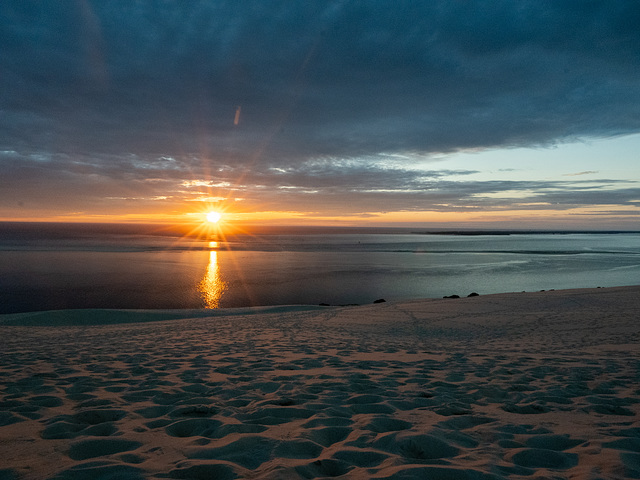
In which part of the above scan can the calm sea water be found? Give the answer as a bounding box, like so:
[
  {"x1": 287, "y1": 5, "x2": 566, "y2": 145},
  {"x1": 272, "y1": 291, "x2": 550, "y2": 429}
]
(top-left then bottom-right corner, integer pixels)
[{"x1": 1, "y1": 223, "x2": 638, "y2": 314}]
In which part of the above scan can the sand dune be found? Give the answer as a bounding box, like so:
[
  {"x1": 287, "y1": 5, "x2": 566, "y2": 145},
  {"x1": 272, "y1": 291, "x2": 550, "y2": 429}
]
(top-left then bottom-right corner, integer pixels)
[{"x1": 0, "y1": 286, "x2": 639, "y2": 479}]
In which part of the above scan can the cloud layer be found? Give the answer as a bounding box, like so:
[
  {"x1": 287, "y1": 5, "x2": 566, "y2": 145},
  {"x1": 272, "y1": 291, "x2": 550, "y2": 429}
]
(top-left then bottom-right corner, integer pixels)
[{"x1": 1, "y1": 1, "x2": 639, "y2": 223}]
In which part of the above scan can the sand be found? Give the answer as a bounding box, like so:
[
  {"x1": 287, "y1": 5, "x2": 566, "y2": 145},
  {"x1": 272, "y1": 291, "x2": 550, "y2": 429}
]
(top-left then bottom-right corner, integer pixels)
[{"x1": 0, "y1": 286, "x2": 639, "y2": 479}]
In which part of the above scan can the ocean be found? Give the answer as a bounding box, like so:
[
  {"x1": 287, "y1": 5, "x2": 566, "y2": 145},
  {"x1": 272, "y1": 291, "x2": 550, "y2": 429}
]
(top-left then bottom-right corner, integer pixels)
[{"x1": 0, "y1": 222, "x2": 638, "y2": 314}]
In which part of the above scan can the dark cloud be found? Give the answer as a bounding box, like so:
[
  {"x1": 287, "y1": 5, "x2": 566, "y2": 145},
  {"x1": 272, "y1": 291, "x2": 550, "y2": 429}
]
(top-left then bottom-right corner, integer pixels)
[{"x1": 1, "y1": 0, "x2": 639, "y2": 220}]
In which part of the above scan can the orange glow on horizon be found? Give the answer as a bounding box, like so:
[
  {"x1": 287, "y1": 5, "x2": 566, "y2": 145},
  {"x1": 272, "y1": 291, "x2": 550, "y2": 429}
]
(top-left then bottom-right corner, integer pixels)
[{"x1": 2, "y1": 203, "x2": 637, "y2": 230}]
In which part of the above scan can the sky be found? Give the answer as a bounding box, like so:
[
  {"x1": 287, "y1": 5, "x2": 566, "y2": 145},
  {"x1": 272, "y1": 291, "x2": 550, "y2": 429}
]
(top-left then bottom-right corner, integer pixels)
[{"x1": 1, "y1": 1, "x2": 639, "y2": 229}]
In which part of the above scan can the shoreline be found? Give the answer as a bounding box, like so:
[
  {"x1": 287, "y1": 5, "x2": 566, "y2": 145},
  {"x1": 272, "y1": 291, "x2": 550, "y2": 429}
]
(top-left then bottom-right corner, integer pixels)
[
  {"x1": 1, "y1": 284, "x2": 638, "y2": 324},
  {"x1": 1, "y1": 285, "x2": 639, "y2": 479}
]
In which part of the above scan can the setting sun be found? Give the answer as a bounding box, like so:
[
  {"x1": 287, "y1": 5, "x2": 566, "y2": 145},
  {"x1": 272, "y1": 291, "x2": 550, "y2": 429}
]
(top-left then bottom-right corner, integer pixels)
[{"x1": 206, "y1": 211, "x2": 222, "y2": 224}]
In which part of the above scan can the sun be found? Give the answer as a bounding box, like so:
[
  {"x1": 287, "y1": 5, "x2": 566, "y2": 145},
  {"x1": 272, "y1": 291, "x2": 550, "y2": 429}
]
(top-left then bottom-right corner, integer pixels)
[{"x1": 206, "y1": 211, "x2": 222, "y2": 224}]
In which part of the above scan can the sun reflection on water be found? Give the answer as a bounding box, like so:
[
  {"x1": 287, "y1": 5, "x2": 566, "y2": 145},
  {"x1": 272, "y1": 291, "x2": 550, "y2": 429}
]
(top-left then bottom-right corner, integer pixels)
[{"x1": 198, "y1": 248, "x2": 226, "y2": 308}]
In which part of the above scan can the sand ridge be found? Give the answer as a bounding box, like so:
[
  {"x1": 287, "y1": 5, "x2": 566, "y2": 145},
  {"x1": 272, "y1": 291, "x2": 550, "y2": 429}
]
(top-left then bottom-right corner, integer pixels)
[{"x1": 0, "y1": 286, "x2": 639, "y2": 479}]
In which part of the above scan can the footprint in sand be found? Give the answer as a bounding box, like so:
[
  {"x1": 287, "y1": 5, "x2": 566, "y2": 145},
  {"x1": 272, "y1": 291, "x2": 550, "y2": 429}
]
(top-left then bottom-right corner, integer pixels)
[
  {"x1": 41, "y1": 408, "x2": 126, "y2": 439},
  {"x1": 67, "y1": 438, "x2": 143, "y2": 461},
  {"x1": 511, "y1": 448, "x2": 579, "y2": 470},
  {"x1": 295, "y1": 459, "x2": 353, "y2": 478},
  {"x1": 49, "y1": 463, "x2": 145, "y2": 480},
  {"x1": 332, "y1": 449, "x2": 390, "y2": 468},
  {"x1": 166, "y1": 462, "x2": 237, "y2": 480}
]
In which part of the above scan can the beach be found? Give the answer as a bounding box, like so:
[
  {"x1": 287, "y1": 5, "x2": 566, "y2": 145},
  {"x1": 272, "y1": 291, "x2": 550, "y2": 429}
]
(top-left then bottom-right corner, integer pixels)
[{"x1": 1, "y1": 286, "x2": 639, "y2": 479}]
